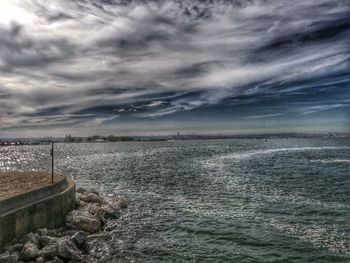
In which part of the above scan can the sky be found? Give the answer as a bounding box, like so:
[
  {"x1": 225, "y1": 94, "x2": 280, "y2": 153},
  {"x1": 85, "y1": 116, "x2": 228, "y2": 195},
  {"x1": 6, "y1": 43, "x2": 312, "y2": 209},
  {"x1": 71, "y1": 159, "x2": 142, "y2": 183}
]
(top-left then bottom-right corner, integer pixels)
[{"x1": 0, "y1": 0, "x2": 349, "y2": 137}]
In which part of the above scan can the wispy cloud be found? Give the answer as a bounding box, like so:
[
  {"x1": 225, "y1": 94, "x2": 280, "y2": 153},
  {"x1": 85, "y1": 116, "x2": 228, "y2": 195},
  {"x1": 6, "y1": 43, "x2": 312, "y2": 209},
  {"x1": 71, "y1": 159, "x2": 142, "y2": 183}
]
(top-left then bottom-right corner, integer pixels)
[
  {"x1": 246, "y1": 113, "x2": 283, "y2": 120},
  {"x1": 0, "y1": 0, "x2": 349, "y2": 133},
  {"x1": 81, "y1": 115, "x2": 120, "y2": 126},
  {"x1": 299, "y1": 104, "x2": 350, "y2": 115}
]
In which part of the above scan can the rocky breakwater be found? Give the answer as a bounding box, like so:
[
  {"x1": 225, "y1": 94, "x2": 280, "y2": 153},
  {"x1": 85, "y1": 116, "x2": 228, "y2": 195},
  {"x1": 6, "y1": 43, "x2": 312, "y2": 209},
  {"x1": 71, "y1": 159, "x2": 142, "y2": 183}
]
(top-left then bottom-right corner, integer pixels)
[{"x1": 0, "y1": 187, "x2": 128, "y2": 263}]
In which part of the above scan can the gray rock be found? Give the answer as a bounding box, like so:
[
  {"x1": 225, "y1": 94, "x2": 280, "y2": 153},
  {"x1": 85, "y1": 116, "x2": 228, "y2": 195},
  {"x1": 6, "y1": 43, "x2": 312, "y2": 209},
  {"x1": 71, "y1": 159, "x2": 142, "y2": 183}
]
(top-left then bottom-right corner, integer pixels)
[
  {"x1": 46, "y1": 257, "x2": 64, "y2": 263},
  {"x1": 109, "y1": 196, "x2": 128, "y2": 209},
  {"x1": 47, "y1": 230, "x2": 60, "y2": 237},
  {"x1": 54, "y1": 257, "x2": 65, "y2": 263},
  {"x1": 85, "y1": 233, "x2": 112, "y2": 260},
  {"x1": 86, "y1": 203, "x2": 105, "y2": 223},
  {"x1": 40, "y1": 236, "x2": 57, "y2": 248},
  {"x1": 49, "y1": 257, "x2": 64, "y2": 263},
  {"x1": 0, "y1": 253, "x2": 18, "y2": 263},
  {"x1": 71, "y1": 232, "x2": 87, "y2": 249},
  {"x1": 87, "y1": 203, "x2": 103, "y2": 215},
  {"x1": 77, "y1": 199, "x2": 87, "y2": 208},
  {"x1": 80, "y1": 193, "x2": 105, "y2": 205},
  {"x1": 86, "y1": 188, "x2": 100, "y2": 196},
  {"x1": 35, "y1": 256, "x2": 44, "y2": 263},
  {"x1": 42, "y1": 245, "x2": 58, "y2": 260},
  {"x1": 57, "y1": 237, "x2": 82, "y2": 261},
  {"x1": 20, "y1": 243, "x2": 40, "y2": 260},
  {"x1": 36, "y1": 228, "x2": 48, "y2": 236},
  {"x1": 87, "y1": 203, "x2": 119, "y2": 221},
  {"x1": 101, "y1": 205, "x2": 120, "y2": 220},
  {"x1": 26, "y1": 233, "x2": 40, "y2": 246},
  {"x1": 66, "y1": 210, "x2": 101, "y2": 233},
  {"x1": 76, "y1": 187, "x2": 87, "y2": 194},
  {"x1": 64, "y1": 230, "x2": 80, "y2": 236},
  {"x1": 6, "y1": 243, "x2": 23, "y2": 253}
]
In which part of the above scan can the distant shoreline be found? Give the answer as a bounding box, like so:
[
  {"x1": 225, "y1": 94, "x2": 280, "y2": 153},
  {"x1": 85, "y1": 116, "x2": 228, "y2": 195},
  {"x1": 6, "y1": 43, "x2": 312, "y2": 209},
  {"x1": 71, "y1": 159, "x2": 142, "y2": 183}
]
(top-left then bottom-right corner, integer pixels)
[{"x1": 0, "y1": 133, "x2": 349, "y2": 146}]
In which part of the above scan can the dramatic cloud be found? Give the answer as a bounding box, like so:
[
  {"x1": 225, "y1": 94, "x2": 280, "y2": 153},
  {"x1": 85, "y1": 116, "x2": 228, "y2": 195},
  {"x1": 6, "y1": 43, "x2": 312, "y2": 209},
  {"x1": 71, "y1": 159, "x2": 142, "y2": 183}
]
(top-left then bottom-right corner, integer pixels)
[{"x1": 0, "y1": 0, "x2": 349, "y2": 134}]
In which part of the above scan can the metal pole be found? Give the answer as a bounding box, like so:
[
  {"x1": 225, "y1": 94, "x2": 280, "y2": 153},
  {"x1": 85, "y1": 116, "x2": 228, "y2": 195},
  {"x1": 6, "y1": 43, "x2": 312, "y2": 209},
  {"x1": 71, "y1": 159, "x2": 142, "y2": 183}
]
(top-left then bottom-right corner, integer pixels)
[{"x1": 51, "y1": 142, "x2": 54, "y2": 183}]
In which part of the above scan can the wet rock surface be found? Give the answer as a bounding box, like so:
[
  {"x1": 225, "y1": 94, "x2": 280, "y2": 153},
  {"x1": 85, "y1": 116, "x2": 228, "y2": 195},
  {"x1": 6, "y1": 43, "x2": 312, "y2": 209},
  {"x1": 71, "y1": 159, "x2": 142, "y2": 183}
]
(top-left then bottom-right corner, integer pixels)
[
  {"x1": 0, "y1": 253, "x2": 18, "y2": 263},
  {"x1": 0, "y1": 188, "x2": 128, "y2": 263},
  {"x1": 57, "y1": 237, "x2": 82, "y2": 261},
  {"x1": 20, "y1": 243, "x2": 41, "y2": 260},
  {"x1": 65, "y1": 210, "x2": 101, "y2": 234}
]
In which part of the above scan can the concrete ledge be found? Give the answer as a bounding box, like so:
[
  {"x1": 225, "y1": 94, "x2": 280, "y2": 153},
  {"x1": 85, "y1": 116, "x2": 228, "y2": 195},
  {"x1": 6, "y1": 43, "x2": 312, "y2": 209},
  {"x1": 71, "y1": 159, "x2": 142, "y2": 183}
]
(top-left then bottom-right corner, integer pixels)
[
  {"x1": 0, "y1": 177, "x2": 75, "y2": 247},
  {"x1": 0, "y1": 176, "x2": 68, "y2": 215}
]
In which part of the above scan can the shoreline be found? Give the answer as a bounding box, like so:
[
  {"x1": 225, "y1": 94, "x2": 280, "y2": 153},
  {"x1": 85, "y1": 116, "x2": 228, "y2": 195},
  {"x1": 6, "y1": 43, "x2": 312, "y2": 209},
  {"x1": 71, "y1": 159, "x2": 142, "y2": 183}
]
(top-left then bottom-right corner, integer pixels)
[
  {"x1": 0, "y1": 186, "x2": 128, "y2": 263},
  {"x1": 0, "y1": 133, "x2": 349, "y2": 146}
]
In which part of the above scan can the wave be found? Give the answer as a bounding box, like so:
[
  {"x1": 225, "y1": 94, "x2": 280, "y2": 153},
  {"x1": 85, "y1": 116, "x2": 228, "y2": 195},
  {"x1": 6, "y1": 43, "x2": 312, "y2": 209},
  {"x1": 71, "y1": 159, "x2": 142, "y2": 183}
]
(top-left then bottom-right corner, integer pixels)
[
  {"x1": 311, "y1": 159, "x2": 350, "y2": 164},
  {"x1": 234, "y1": 146, "x2": 350, "y2": 159},
  {"x1": 203, "y1": 147, "x2": 350, "y2": 165},
  {"x1": 270, "y1": 219, "x2": 350, "y2": 257}
]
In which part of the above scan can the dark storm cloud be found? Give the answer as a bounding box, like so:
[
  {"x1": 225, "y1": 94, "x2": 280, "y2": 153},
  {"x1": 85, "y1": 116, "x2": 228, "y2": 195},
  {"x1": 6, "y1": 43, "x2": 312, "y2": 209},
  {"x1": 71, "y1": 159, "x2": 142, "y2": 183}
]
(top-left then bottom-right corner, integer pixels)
[{"x1": 0, "y1": 0, "x2": 349, "y2": 131}]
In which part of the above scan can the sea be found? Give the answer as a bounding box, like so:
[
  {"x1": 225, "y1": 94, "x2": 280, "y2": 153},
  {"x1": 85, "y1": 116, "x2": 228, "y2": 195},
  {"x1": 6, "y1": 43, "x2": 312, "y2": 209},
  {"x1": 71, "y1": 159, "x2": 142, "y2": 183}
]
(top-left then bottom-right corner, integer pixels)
[{"x1": 1, "y1": 138, "x2": 349, "y2": 262}]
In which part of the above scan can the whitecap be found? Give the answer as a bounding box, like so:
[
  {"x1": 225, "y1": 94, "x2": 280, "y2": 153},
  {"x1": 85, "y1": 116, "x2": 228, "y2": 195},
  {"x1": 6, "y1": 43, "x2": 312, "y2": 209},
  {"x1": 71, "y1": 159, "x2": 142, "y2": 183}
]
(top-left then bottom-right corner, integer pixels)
[{"x1": 310, "y1": 159, "x2": 350, "y2": 164}]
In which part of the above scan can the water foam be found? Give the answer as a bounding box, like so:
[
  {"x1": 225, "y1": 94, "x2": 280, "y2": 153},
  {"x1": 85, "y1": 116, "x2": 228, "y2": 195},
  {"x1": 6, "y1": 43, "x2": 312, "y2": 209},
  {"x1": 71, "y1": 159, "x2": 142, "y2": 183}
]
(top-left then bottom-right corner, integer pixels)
[
  {"x1": 223, "y1": 146, "x2": 350, "y2": 161},
  {"x1": 311, "y1": 159, "x2": 350, "y2": 164}
]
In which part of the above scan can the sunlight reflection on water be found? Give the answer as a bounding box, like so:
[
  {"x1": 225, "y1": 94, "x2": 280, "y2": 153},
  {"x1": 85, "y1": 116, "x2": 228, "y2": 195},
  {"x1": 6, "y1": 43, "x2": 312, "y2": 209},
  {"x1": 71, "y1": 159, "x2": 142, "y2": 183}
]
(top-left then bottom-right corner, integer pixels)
[{"x1": 1, "y1": 139, "x2": 349, "y2": 262}]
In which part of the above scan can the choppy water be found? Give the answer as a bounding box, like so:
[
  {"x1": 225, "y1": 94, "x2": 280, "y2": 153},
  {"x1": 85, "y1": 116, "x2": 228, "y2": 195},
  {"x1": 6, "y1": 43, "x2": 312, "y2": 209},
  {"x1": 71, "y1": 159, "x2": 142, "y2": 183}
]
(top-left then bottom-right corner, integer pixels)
[{"x1": 1, "y1": 139, "x2": 350, "y2": 262}]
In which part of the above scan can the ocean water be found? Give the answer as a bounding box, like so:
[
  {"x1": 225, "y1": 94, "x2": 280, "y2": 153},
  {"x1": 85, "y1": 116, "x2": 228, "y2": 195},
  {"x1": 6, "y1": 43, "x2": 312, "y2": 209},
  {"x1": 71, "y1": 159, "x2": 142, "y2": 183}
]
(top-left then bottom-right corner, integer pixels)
[{"x1": 1, "y1": 139, "x2": 350, "y2": 262}]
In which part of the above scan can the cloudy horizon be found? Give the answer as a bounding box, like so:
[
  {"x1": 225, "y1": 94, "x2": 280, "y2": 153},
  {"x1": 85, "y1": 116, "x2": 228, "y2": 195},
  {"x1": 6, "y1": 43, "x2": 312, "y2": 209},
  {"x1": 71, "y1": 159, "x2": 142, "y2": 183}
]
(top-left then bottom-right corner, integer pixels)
[{"x1": 0, "y1": 0, "x2": 349, "y2": 137}]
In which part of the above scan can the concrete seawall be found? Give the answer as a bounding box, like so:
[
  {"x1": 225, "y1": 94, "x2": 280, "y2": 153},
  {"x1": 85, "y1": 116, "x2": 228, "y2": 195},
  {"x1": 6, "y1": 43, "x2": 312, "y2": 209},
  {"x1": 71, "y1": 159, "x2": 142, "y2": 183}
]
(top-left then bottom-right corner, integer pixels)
[{"x1": 0, "y1": 176, "x2": 75, "y2": 247}]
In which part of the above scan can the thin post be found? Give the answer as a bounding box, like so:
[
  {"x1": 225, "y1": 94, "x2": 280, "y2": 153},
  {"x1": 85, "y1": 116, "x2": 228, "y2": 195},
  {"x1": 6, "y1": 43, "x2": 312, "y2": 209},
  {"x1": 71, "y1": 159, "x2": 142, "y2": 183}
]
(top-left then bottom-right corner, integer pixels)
[{"x1": 51, "y1": 142, "x2": 54, "y2": 183}]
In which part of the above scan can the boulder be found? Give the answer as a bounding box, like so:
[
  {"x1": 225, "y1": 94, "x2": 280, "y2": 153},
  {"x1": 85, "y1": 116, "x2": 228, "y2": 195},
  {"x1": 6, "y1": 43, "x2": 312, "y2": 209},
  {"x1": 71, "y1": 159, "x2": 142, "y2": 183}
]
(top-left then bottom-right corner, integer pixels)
[
  {"x1": 26, "y1": 233, "x2": 40, "y2": 246},
  {"x1": 40, "y1": 236, "x2": 57, "y2": 248},
  {"x1": 76, "y1": 187, "x2": 87, "y2": 194},
  {"x1": 86, "y1": 188, "x2": 100, "y2": 196},
  {"x1": 46, "y1": 256, "x2": 64, "y2": 263},
  {"x1": 101, "y1": 205, "x2": 120, "y2": 220},
  {"x1": 0, "y1": 253, "x2": 18, "y2": 263},
  {"x1": 20, "y1": 243, "x2": 40, "y2": 260},
  {"x1": 87, "y1": 203, "x2": 104, "y2": 218},
  {"x1": 57, "y1": 237, "x2": 82, "y2": 261},
  {"x1": 85, "y1": 233, "x2": 112, "y2": 260},
  {"x1": 36, "y1": 228, "x2": 48, "y2": 236},
  {"x1": 5, "y1": 243, "x2": 23, "y2": 253},
  {"x1": 77, "y1": 199, "x2": 87, "y2": 208},
  {"x1": 71, "y1": 232, "x2": 87, "y2": 250},
  {"x1": 47, "y1": 229, "x2": 60, "y2": 237},
  {"x1": 87, "y1": 203, "x2": 119, "y2": 221},
  {"x1": 35, "y1": 256, "x2": 44, "y2": 263},
  {"x1": 42, "y1": 245, "x2": 58, "y2": 260},
  {"x1": 50, "y1": 256, "x2": 64, "y2": 263},
  {"x1": 64, "y1": 230, "x2": 80, "y2": 236},
  {"x1": 80, "y1": 193, "x2": 105, "y2": 205},
  {"x1": 66, "y1": 210, "x2": 101, "y2": 233}
]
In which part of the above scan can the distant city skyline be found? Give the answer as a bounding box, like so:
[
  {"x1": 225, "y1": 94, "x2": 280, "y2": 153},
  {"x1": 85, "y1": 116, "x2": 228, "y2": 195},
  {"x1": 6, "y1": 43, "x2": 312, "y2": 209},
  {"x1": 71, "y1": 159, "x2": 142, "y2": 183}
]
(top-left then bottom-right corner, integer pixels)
[{"x1": 0, "y1": 0, "x2": 349, "y2": 137}]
